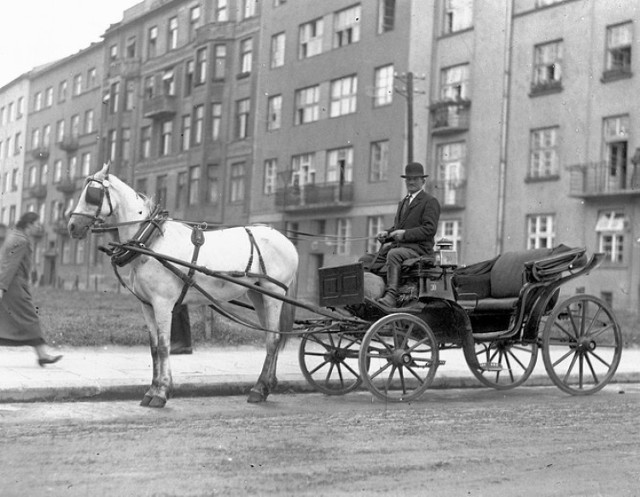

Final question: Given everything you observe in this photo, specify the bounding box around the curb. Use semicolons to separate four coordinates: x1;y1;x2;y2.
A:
1;373;638;404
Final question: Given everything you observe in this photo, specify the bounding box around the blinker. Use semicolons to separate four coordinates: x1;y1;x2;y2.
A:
85;185;104;206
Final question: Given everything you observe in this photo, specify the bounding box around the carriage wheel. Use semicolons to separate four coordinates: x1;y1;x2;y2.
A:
298;332;363;395
465;339;538;390
541;295;622;395
358;313;439;402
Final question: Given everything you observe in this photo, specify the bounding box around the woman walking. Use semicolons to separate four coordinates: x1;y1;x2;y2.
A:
0;212;62;366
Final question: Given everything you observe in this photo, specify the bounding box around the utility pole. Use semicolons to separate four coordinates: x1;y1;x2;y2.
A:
395;71;425;164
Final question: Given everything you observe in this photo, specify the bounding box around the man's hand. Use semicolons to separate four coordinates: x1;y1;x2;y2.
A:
389;230;406;242
376;230;389;243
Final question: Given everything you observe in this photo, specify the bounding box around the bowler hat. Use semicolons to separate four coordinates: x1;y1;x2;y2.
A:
401;162;428;178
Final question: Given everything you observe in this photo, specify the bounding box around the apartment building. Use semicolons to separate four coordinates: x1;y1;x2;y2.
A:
23;43;104;287
0;75;29;233
103;0;262;226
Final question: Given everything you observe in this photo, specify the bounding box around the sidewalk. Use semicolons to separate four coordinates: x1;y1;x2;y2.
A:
1;340;639;403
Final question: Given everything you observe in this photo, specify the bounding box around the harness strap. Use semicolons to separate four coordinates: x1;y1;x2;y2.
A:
244;227;268;275
111;259;152;306
173;226;205;309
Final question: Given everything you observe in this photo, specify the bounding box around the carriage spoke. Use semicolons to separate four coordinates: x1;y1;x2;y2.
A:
584;353;599;386
561;352;579;383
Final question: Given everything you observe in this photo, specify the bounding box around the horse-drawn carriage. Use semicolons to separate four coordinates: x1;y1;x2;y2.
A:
69;165;623;407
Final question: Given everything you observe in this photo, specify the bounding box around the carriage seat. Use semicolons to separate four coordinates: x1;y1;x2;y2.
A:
453;249;553;312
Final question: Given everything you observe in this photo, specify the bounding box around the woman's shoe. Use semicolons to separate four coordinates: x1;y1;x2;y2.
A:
38;355;63;367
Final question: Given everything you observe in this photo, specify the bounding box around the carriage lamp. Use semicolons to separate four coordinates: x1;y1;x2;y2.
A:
436;238;458;267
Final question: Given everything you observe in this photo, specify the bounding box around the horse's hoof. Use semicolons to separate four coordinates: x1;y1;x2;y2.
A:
247;391;265;403
140;395;153;407
148;396;167;408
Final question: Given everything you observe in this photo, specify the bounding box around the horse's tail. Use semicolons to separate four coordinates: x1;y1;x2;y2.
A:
278;272;298;351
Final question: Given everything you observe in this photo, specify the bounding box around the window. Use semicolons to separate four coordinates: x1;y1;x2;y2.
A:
34;92;42;111
264;159;277;194
81;152;92;176
243;0;256;19
267;95;282;131
184;60;194;95
176;171;187;208
28;165;38;187
529;127;559;178
294;85;320;125
366;216;385;253
148;26;158;58
140;126;151;159
334;4;361;48
271;32;285;68
58;81;67;103
70;115;80;138
211;103;222;140
42;125;50;147
527;214;555;249
596;211;626;263
299;18;324;59
121;128;131;165
207;164;220;203
443;0;473;34
275;0;287;6
31;128;41;149
160;120;173;156
168;16;178;50
437;142;466;206
45;87;53;107
107;130;117;162
160;70;173;97
144;75;155;99
532;40;562;90
291;153;316;186
605;22;632;75
196;47;208;85
370;140;389;182
536;0;563;6
84;109;94;134
330;75;357;117
437;219;463;254
230;163;245;202
136;178;148;195
188;165;200;205
109;44;118;61
216;0;228;22
603;115;630;191
327;147;353;183
73;74;82;95
240;38;253;75
336;218;352;255
68;156;78;178
189;6;200;42
13;132;20;155
214;44;227;79
17;97;24;118
193;105;204;145
110;81;120;113
126;36;137;58
235;98;250;139
87;68;97;88
156;175;168;207
377;0;395;33
441;63;469;100
125;81;135;110
373;64;394;107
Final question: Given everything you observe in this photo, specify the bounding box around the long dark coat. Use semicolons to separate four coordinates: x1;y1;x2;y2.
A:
0;228;44;345
387;190;441;257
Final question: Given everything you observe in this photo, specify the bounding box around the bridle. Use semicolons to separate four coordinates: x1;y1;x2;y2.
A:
69;174;115;225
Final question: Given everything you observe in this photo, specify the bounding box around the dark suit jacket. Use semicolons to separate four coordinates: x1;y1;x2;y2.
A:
387;190;441;257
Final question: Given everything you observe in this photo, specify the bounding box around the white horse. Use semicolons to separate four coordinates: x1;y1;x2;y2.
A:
68;164;299;407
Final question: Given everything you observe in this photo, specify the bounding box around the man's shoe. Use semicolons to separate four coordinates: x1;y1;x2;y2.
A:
377;291;397;308
38;354;63;367
170;344;193;355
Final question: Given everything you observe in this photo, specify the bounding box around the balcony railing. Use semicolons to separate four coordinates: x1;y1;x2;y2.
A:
275;182;354;212
107;58;141;78
28;184;48;199
30;146;49;161
58;135;79;152
432;180;466;209
53;219;70;236
143;94;177;120
56;177;78;195
567;160;640;198
430;100;471;134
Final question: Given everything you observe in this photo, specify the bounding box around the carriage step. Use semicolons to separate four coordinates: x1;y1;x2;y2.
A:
479;362;503;372
425;360;446;367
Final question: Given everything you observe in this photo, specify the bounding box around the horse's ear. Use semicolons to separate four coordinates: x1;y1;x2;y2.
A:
100;162;111;176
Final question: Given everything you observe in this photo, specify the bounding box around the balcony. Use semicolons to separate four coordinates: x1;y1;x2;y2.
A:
143;94;177;120
56;177;78;195
53;219;70;236
31;146;49;161
28;184;48;199
567;160;640;198
430;100;471;135
275;182;354;212
58;135;79;152
107;58;141;79
529;79;563;97
432;180;466;210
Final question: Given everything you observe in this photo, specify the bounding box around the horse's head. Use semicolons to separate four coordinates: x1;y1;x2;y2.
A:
68;163;115;239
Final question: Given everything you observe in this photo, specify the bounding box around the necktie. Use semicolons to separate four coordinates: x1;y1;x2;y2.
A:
400;194;411;220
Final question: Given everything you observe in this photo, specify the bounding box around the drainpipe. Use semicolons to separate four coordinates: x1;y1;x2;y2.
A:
495;0;515;255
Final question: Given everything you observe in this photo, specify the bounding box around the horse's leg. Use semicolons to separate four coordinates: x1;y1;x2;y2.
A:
140;303;160;407
246;290;286;403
